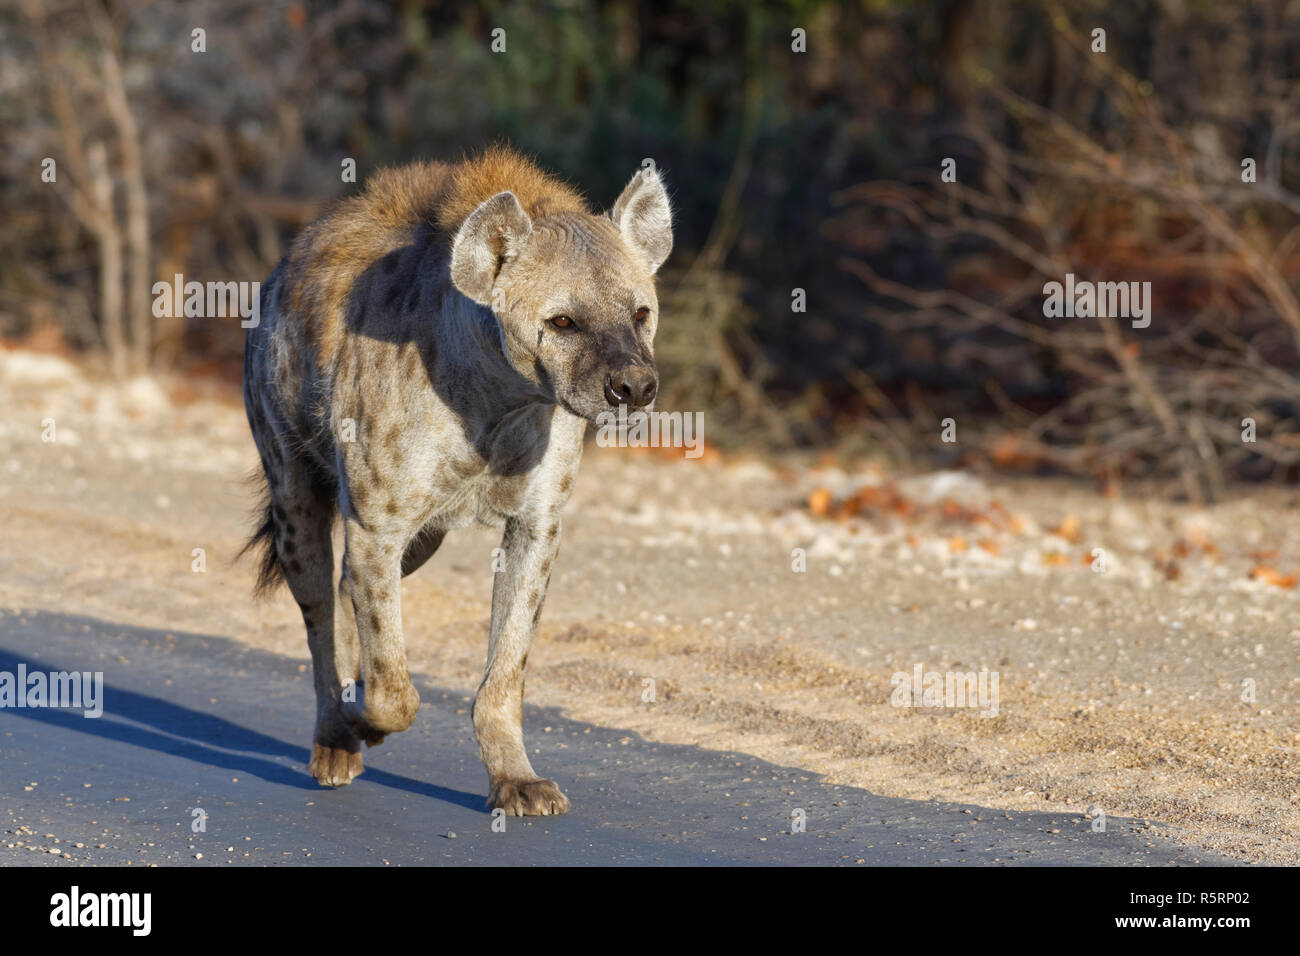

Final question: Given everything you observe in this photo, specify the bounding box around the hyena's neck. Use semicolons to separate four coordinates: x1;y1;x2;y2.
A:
430;289;554;423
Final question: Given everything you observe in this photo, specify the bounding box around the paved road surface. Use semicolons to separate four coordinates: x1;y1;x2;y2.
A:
0;609;1237;866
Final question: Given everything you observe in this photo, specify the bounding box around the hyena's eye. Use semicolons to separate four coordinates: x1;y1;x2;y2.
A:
549;315;575;330
634;307;650;323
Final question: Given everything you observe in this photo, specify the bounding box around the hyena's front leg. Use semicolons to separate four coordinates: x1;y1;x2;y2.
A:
339;519;422;741
475;514;568;815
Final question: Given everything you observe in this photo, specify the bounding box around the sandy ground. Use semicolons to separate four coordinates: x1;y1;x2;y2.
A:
0;347;1296;864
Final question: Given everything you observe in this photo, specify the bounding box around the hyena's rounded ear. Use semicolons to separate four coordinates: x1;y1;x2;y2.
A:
450;190;534;306
610;167;673;274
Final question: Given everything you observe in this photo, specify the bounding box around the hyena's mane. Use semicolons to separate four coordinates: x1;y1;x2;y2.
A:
319;145;589;240
433;145;589;231
280;146;589;323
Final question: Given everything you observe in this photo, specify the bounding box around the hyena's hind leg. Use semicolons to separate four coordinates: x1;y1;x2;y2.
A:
244;419;364;787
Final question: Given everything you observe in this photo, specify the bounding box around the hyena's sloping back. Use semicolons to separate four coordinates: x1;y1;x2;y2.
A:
241;146;589;596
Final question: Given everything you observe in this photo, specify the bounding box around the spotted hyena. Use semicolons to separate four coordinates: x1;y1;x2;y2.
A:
242;147;672;814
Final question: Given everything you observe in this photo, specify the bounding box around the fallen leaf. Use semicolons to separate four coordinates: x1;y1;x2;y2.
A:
1053;514;1082;543
1251;566;1297;588
808;488;833;517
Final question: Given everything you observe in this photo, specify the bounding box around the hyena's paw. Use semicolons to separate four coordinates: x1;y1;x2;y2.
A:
340;679;420;743
308;741;364;787
489;778;571;816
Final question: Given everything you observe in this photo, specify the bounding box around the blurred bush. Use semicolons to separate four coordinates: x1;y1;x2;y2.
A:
2;0;1298;495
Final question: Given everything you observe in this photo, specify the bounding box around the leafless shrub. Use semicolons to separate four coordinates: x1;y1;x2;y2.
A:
836;4;1300;500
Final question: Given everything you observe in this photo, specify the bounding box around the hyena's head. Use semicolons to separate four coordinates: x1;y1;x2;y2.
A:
449;167;673;423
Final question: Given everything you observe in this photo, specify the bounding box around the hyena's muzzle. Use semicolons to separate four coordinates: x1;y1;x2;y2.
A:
604;362;657;408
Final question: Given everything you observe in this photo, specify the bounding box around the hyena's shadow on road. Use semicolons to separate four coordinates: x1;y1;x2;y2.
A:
0;613;485;811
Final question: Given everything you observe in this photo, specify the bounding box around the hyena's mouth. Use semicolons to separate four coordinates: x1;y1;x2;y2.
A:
553;393;595;422
564;400;611;426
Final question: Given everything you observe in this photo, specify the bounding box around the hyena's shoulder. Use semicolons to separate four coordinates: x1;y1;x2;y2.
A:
273;148;588;370
274;160;452;367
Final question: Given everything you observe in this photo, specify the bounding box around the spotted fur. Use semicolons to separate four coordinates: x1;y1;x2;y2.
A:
242;147;672;813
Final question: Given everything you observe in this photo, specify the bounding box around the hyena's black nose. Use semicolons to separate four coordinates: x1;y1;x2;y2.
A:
605;367;658;408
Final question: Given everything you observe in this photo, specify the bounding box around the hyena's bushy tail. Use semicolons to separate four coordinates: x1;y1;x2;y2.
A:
237;469;285;596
